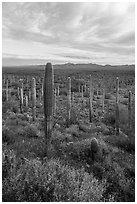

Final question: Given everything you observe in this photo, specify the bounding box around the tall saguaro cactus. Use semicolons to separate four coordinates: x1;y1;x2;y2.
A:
67;77;71;125
102;88;105;113
32;78;36;121
57;85;60;96
54;88;57;115
6;79;9;101
43;63;54;157
89;75;93;122
19;87;23;113
115;77;119;135
128;91;132;130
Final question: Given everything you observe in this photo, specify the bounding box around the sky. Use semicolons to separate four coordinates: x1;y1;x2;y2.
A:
2;2;135;66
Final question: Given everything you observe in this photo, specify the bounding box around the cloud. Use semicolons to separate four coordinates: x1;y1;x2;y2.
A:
2;2;135;65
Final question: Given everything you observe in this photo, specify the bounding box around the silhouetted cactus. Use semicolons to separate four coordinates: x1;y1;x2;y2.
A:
43;63;54;157
67;77;71;126
19;87;23;113
32;78;36;121
54;88;57;115
57;85;60;96
89;75;93;122
115;77;119;135
128;91;132;130
6;79;8;101
90;138;99;161
102;88;105;113
25;95;28;108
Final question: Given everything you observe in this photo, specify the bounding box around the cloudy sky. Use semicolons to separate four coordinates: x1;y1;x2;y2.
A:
2;2;135;66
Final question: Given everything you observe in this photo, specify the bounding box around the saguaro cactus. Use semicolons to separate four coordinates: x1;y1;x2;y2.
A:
32;77;36;121
72;92;75;104
115;77;119;135
19;87;23;113
84;84;87;93
81;85;84;99
128;91;132;130
25;95;28;108
89;75;93;122
57;85;60;96
6;79;9;101
67;77;71;125
54;88;57;115
43;63;54;157
102;88;105;113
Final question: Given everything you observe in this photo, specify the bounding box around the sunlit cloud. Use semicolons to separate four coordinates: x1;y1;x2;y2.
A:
2;2;135;66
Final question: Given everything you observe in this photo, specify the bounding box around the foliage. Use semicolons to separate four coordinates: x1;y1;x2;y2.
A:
3;148;106;202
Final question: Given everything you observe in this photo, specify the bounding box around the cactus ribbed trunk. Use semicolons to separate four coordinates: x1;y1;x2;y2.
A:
81;85;84;99
6;79;8;101
102;88;105;113
25;95;28;108
115;77;119;135
43;63;54;157
57;85;60;96
97;87;98;97
67;77;71;125
89;75;93;122
84;84;86;93
32;78;36;121
78;84;80;93
54;88;57;115
19;87;23;113
72;92;74;104
128;91;132;130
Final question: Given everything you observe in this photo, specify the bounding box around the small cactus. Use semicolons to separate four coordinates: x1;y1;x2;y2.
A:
54;88;57;115
57;85;60;96
67;77;71;125
102;88;105;113
6;79;9;101
90;138;99;161
89;75;93;122
128;91;132;130
32;77;36;121
115;77;119;135
25;95;28;108
43;62;54;157
19;87;23;113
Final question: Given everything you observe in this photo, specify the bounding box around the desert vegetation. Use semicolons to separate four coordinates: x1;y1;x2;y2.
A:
2;63;135;202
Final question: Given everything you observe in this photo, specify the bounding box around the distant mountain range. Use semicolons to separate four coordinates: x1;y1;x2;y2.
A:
2;63;135;75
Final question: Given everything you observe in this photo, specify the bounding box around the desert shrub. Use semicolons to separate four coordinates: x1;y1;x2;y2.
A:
83;92;89;98
52;130;73;145
105;93;112;99
19;124;40;138
2;90;6;102
121;98;128;105
2;100;19;114
102;112;115;126
104;135;135;153
2;126;15;144
123;92;129;98
2;158;106;202
60;88;67;96
66;125;79;137
2;144;17;179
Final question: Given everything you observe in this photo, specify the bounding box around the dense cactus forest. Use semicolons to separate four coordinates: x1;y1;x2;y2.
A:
2;63;135;202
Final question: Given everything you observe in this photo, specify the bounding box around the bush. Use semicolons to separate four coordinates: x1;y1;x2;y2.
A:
60;88;67;96
3;158;106;202
2;100;19;114
105;93;112;100
2;126;15;144
19;124;40;138
2;144;17;179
